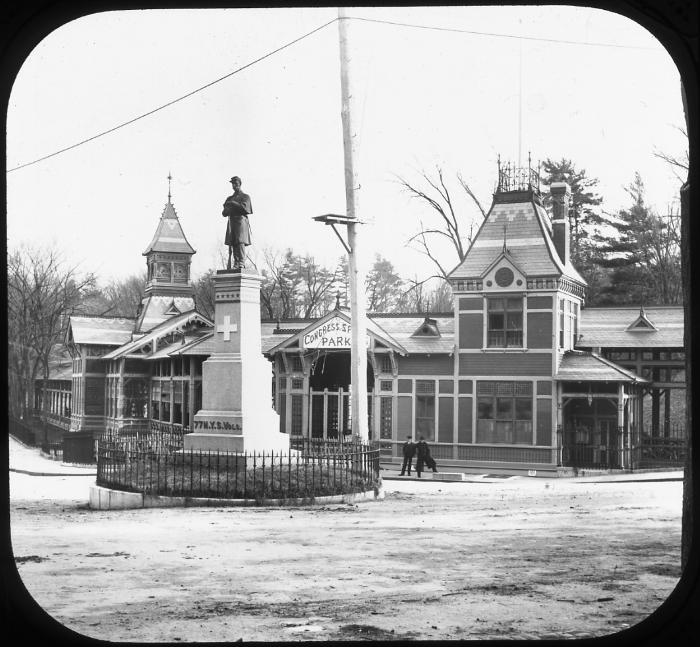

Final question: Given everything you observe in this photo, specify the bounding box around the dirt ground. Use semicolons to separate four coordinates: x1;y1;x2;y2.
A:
9;471;682;642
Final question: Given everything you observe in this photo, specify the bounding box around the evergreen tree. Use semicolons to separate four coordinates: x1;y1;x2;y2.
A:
595;173;681;305
365;255;404;312
539;158;604;264
539;158;607;303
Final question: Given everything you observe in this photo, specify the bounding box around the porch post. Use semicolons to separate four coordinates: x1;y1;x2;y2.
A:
302;355;310;439
188;357;195;431
617;383;626;469
556;381;564;465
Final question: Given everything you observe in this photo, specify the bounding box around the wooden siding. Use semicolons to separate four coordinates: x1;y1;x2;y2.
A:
458;380;473;394
84;377;105;416
459;313;483;349
457;446;554;464
537;380;552;395
459;297;482;310
458;353;552;376
536;397;552;445
438;396;453;443
528;296;552;309
397;356;454;375
397;396;412;438
527;312;553;348
458;398;472;442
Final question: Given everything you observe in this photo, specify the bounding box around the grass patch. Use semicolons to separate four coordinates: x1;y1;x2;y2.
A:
98;452;376;502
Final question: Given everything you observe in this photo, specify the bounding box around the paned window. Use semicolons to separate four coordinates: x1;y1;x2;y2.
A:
380;354;393;373
476;381;533;444
380;397;393;439
291;395;303;434
123;378;148;419
415;380;435;441
487;298;523;347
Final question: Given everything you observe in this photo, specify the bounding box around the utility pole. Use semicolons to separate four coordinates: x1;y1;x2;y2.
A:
338;6;369;443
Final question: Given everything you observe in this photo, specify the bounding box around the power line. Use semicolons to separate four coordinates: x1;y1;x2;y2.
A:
8;14;659;173
349;16;659;51
7;18;338;173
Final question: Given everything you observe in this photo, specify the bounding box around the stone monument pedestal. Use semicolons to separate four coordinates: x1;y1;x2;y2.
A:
184;270;289;453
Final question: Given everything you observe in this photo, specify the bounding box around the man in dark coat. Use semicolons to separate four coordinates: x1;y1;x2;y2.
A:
222;176;252;270
399;435;415;476
415;436;438;478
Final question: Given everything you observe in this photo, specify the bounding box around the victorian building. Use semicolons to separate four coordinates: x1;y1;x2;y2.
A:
35;166;686;474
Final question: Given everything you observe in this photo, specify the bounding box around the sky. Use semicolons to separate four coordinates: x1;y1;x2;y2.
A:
6;5;687;286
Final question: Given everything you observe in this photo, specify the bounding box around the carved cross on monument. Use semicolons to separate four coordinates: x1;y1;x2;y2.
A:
217;315;238;341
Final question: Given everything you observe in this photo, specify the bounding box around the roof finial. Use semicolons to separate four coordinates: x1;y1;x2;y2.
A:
503;224;508;252
167;172;173;202
336;291;342;310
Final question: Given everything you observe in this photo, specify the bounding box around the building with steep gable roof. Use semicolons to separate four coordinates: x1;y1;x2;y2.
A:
34;166;685;473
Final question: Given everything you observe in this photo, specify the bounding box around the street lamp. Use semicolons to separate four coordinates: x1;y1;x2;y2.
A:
313;213;369;444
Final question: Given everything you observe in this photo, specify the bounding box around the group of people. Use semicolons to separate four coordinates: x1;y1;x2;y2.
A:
399;435;438;477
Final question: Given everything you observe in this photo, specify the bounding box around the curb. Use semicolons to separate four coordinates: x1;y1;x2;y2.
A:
88;484;380;510
10;468;97;477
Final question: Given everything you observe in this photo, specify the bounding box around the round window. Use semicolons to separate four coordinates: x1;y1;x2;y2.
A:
495;267;514;287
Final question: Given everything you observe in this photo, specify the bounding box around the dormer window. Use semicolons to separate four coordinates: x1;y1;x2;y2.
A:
627;307;657;332
413;317;440;337
487;297;523;347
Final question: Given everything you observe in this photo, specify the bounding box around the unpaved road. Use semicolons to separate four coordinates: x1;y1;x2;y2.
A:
10;471;682;642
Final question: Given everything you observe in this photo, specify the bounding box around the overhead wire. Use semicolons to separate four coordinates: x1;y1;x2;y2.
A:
350;16;659;50
7;17;338;173
7;14;659;173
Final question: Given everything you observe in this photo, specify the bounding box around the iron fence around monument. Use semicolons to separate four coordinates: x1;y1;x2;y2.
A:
96;438;380;502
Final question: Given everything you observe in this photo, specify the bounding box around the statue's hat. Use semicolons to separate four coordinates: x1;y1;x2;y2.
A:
230;176;241;183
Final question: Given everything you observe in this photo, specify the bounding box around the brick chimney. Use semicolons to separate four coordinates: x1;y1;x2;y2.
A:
550;182;571;266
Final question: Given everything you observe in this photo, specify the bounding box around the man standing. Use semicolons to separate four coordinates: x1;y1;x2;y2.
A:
415;436;438;478
399;435;415;476
222;176;252;271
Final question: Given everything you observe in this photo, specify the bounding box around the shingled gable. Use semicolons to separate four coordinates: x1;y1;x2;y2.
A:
103;310;212;360
66;316;135;347
142;200;195;255
555;350;649;384
136;194;198;333
447;190;585;286
266;307;406;355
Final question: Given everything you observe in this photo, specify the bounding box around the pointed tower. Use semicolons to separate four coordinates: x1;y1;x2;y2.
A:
135;179;196;334
446;157;587;455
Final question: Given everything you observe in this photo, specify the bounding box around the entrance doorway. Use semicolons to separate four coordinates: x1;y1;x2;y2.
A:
308;351;374;439
562;397;620;468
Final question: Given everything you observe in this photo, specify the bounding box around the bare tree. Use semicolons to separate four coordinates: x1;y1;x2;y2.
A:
84;273;147;317
653;124;689;185
7;246;96;419
298;255;339;318
192;269;216;320
395;276;452;313
258;248;339;319
396;166;486;279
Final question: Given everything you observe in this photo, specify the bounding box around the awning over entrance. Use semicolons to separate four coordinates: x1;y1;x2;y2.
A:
555;351;648;384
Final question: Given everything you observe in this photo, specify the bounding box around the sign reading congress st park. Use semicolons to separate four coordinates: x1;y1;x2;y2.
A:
302;316;370;349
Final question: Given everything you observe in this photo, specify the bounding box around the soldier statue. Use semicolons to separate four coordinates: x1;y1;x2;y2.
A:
222;176;252;271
